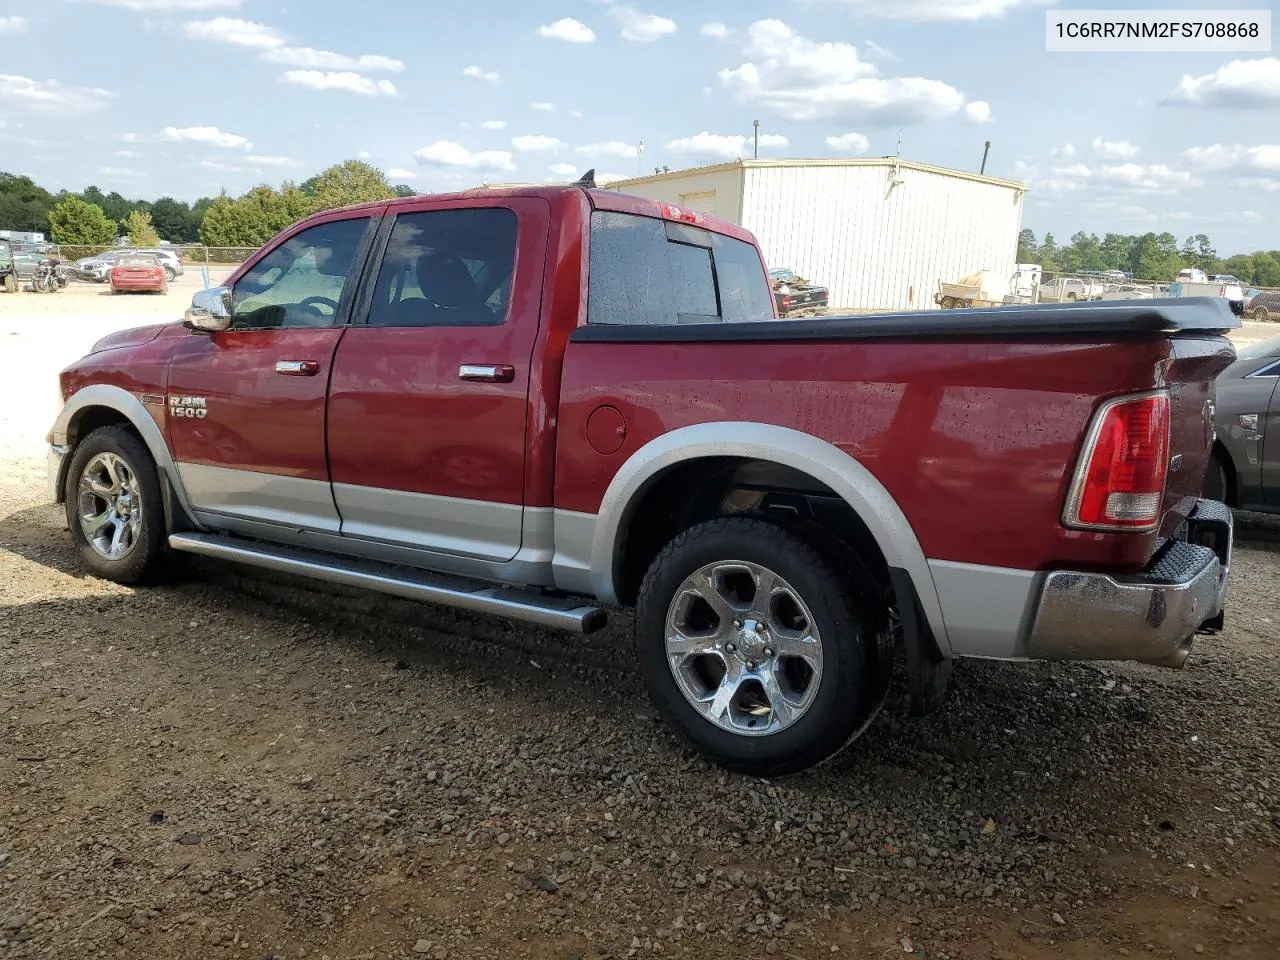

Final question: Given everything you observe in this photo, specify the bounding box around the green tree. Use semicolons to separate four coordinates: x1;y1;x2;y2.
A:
122;209;161;246
309;159;395;211
1016;228;1037;263
393;184;416;198
0;172;55;236
149;197;191;241
198;194;251;247
1252;252;1280;287
1099;233;1134;271
1039;232;1060;273
1131;232;1183;281
48;196;117;245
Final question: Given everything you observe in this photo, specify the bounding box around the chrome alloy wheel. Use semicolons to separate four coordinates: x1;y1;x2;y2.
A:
663;561;823;737
77;452;143;560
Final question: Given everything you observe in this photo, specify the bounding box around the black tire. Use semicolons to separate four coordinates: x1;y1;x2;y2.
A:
1203;449;1230;505
1253;306;1270;323
64;426;167;584
635;516;884;777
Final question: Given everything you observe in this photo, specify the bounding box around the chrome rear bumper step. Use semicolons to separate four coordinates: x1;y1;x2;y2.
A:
168;532;608;634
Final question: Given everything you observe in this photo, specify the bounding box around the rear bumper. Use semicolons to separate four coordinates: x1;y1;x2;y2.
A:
111;279;164;291
933;500;1232;667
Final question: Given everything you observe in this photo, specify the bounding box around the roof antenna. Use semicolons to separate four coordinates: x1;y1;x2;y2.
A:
575;168;597;188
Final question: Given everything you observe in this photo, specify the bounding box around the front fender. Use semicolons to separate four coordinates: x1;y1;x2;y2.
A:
582;421;951;655
50;383;200;531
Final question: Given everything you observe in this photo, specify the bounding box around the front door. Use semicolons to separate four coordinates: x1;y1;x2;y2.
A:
166;213;378;532
325;198;549;561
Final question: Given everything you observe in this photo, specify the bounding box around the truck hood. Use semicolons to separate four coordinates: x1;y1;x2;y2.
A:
88;321;184;355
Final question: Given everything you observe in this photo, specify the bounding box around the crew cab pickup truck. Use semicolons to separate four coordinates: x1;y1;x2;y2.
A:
48;178;1238;776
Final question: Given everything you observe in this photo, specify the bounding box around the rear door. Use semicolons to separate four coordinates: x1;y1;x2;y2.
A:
166;212;379;532
324;198;549;561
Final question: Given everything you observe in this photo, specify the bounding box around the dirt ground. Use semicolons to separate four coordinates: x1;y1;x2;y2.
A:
0;295;1276;960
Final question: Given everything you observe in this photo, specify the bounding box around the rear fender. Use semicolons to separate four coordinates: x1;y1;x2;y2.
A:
585;421;952;656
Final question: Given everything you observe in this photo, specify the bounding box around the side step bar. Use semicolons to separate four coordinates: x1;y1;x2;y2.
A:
168;532;608;634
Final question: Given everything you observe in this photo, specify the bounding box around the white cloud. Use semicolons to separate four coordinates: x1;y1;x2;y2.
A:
86;0;240;8
1242;209;1263;222
357;150;371;160
549;162;578;176
281;71;397;96
247;154;302;167
183;17;282;48
1099;163;1200;190
413;140;516;172
597;172;630;184
512;135;566;152
263;48;404;72
463;65;500;83
1164;58;1280;108
1091;136;1139;159
608;4;676;41
95;166;143;178
1183;143;1280;172
121;132;141;142
964;100;992;123
530;101;556;112
537;17;595;43
667;131;789;158
864;39;895;59
159;125;252;149
700;22;730;39
386;167;416;180
817;0;1053;19
198;159;242;172
1051;163;1092;177
718;20;965;125
1236;176;1280;192
185;18;404;72
0;75;115;116
826;132;870;153
576;140;641;158
568;109;584;119
1050;142;1075;159
480;120;508;130
0;16;28;33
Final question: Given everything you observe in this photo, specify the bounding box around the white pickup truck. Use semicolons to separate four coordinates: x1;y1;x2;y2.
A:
1169;279;1245;315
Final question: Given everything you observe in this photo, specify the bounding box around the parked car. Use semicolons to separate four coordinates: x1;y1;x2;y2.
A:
110;253;168;294
132;247;183;281
1206;332;1280;510
1177;268;1209;283
47;185;1237;776
75;250;124;282
1244;289;1279;323
1169;279;1245;315
0;239;14;293
769;267;828;316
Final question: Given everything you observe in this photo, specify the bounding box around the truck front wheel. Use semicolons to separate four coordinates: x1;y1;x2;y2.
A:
635;517;885;776
64;426;166;584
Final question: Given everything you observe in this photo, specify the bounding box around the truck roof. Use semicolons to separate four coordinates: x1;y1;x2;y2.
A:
299;185;760;248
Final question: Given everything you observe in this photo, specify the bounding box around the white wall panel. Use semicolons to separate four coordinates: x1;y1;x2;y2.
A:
610;166;745;224
741;165;1023;311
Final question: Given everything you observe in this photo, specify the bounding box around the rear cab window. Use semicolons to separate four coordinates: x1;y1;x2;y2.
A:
586;211;774;326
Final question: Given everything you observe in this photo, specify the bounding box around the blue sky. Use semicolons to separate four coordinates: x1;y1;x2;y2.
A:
0;0;1277;253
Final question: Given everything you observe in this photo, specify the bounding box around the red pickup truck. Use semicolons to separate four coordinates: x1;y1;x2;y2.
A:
48;178;1237;776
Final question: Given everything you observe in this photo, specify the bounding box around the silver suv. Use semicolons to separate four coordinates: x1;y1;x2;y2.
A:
77;247;183;282
133;248;184;281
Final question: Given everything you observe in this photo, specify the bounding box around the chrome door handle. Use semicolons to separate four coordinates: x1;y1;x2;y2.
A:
459;363;515;383
275;360;320;377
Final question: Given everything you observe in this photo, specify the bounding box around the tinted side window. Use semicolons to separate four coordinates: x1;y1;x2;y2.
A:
368;208;517;328
587;211;772;326
711;233;775;322
587;212;675;326
231;217;370;330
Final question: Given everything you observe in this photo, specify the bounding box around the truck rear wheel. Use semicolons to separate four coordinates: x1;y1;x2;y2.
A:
635;517;885;776
64;426;166;585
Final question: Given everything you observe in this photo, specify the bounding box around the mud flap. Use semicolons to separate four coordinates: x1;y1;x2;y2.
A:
889;567;953;716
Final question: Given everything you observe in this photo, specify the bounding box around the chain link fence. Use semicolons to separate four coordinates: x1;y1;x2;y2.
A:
45;244;257;265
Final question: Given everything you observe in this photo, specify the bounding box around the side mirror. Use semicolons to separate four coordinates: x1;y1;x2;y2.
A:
185;286;233;333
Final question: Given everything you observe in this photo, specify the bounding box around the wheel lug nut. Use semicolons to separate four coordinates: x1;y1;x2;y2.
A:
764;647;775;658
747;661;757;670
726;643;737;653
733;619;743;629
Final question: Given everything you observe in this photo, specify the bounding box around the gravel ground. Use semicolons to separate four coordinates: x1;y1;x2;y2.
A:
0;301;1276;959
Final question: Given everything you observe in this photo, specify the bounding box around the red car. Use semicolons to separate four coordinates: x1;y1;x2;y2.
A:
110;254;167;294
47;177;1238;775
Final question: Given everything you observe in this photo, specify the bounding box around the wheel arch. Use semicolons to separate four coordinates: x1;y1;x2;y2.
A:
52;384;200;531
584;422;951;655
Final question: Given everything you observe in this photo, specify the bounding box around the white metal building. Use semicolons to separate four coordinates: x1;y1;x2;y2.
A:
607;159;1028;312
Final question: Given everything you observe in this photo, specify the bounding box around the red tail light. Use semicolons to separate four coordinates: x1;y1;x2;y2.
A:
659;203;705;226
1064;392;1170;532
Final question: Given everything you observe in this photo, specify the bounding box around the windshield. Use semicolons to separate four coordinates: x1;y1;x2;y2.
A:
118;256;157;267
